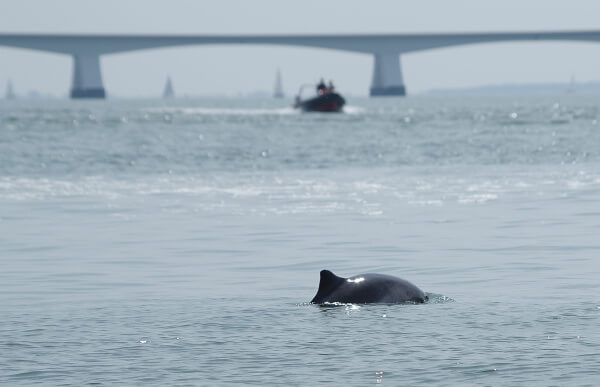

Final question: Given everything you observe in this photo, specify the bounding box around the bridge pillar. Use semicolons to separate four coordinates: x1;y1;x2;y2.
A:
70;53;105;99
370;52;406;96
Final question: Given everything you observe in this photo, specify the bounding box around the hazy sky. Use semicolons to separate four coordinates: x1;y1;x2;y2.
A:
2;0;600;97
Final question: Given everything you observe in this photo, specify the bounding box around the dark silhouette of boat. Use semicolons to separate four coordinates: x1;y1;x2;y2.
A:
294;80;345;112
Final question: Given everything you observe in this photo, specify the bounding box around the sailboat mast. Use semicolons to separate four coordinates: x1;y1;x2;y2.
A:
274;69;284;98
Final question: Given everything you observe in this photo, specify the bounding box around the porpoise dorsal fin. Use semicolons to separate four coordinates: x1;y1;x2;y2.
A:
311;269;345;303
320;270;344;286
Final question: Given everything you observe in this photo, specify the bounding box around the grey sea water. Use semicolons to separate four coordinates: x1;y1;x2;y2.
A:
1;96;599;385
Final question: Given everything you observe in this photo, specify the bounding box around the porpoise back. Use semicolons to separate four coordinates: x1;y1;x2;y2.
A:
311;269;426;304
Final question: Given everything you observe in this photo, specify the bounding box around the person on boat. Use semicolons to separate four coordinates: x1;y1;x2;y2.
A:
317;78;327;95
328;80;335;92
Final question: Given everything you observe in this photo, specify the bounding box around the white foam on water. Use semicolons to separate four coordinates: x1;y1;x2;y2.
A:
343;105;367;114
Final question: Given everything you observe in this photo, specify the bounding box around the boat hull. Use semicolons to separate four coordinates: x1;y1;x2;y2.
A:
295;93;345;112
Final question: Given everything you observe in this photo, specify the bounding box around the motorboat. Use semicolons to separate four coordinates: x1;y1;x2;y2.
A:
294;82;345;112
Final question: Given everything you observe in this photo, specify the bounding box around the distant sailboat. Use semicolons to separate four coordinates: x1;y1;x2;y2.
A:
163;76;174;98
273;69;284;98
566;74;576;94
5;80;16;100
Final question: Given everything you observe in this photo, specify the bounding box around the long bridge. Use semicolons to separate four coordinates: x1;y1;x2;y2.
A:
2;30;600;98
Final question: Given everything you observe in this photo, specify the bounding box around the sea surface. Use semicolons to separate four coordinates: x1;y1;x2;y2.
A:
1;95;599;385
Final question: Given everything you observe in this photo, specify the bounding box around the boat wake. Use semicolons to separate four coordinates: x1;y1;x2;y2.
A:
144;105;366;116
143;107;298;116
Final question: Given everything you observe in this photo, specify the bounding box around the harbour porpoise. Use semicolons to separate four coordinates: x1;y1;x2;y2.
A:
311;269;427;304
